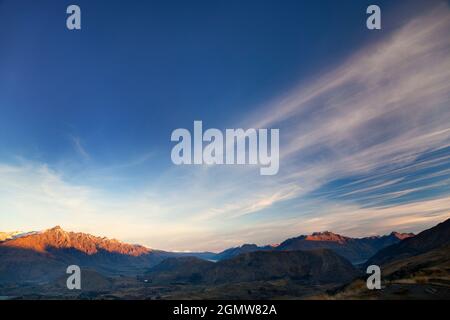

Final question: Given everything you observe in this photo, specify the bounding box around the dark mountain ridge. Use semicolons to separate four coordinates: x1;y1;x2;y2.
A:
144;249;360;285
215;231;414;264
327;218;450;300
365;218;450;268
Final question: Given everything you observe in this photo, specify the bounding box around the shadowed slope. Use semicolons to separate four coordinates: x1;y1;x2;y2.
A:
365;218;450;267
145;249;360;285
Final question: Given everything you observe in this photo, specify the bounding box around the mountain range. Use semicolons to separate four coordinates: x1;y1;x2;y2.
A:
213;231;413;263
0;225;414;285
0;219;448;299
0;226;171;284
0;231;38;242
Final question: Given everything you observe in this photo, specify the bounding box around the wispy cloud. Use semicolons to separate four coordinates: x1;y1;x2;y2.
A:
239;4;450;201
191;4;450;244
70;135;90;161
1;4;449;251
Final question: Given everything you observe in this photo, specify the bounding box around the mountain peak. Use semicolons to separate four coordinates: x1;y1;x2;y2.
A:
0;231;38;242
1;226;151;256
390;231;415;240
305;231;348;243
47;225;65;233
240;243;258;249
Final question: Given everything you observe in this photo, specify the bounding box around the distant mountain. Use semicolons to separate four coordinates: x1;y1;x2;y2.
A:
145;249;360;285
274;231;414;264
0;231;38;242
0;226;170;284
1;226;151;256
171;251;218;261
0;224;419;286
365;218;450;268
215;244;274;261
211;231;413;264
1;221;447;300
0;231;19;241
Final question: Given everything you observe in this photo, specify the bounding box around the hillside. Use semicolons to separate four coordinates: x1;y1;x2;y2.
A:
145;249;360;285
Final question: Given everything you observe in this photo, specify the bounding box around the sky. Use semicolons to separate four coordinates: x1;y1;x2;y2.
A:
0;0;449;252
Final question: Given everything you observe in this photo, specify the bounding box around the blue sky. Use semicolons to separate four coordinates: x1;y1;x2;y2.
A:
0;0;449;251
